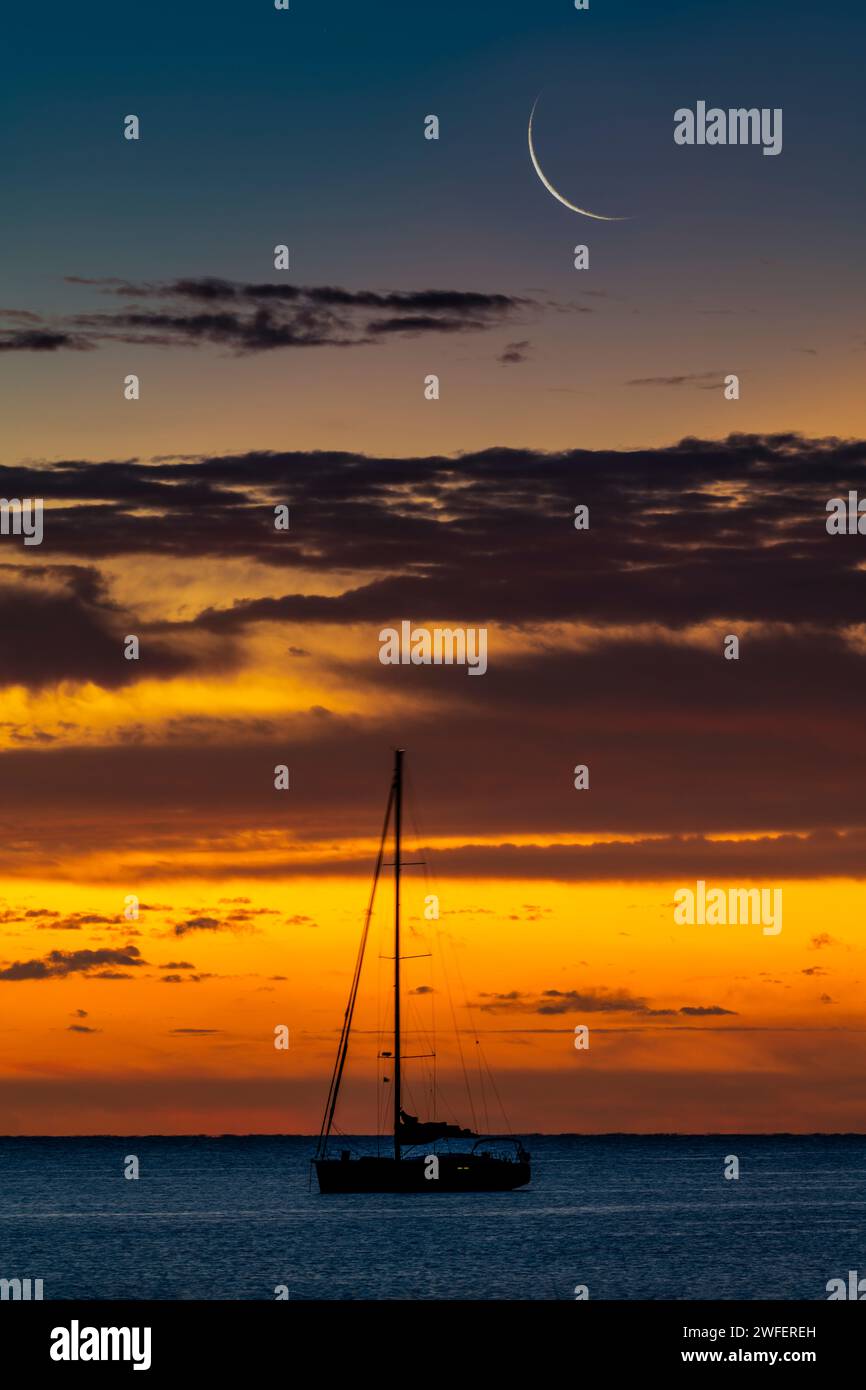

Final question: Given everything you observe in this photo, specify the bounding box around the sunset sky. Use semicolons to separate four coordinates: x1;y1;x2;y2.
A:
1;0;865;1135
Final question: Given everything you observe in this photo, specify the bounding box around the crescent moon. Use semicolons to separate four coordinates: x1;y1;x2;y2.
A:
528;94;628;222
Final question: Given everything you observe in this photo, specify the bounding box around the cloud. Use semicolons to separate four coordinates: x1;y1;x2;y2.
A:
0;907;60;924
0;433;865;878
626;371;724;389
0;330;96;352
172;916;222;936
477;987;736;1017
0;279;532;355
0;566;201;691
39;912;118;930
7;431;864;640
0;946;145;981
67;1023;100;1033
498;339;531;364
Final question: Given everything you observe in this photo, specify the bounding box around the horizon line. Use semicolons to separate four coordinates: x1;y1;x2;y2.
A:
3;1130;865;1140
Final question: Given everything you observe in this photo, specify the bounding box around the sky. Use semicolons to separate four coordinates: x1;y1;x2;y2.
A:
1;0;865;1135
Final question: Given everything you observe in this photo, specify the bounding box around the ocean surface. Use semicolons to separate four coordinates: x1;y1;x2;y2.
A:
1;1135;863;1300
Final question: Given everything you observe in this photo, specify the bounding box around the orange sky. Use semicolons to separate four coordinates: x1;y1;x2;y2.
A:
2;437;866;1134
2;855;865;1133
2;0;865;1135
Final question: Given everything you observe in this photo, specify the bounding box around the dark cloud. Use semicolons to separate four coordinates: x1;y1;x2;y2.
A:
67;1023;100;1033
0;907;60;924
498;339;531;364
477;988;736;1017
38;912;118;930
4;742;866;881
626;371;724;389
0;279;531;354
0;566;203;690
169;908;264;937
0;434;864;877
172;916;223;937
0;946;145;981
4;433;865;638
0;329;95;352
679;1005;737;1017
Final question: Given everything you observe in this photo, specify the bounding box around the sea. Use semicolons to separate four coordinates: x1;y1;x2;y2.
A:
1;1135;863;1300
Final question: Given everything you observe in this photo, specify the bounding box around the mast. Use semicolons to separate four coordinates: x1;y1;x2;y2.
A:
393;747;404;1161
314;772;393;1160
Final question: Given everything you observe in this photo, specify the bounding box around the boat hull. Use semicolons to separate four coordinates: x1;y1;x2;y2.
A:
315;1153;530;1193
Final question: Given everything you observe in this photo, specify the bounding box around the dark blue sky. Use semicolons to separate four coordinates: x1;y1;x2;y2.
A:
4;0;863;287
2;0;863;459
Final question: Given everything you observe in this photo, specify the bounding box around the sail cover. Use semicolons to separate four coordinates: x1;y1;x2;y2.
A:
397;1109;476;1144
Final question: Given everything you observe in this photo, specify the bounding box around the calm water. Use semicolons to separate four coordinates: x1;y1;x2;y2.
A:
1;1135;863;1300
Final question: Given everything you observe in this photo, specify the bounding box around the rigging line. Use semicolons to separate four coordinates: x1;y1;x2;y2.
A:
407;762;488;1136
407;768;478;1130
479;1042;513;1135
432;958;437;1121
431;895;437;1120
475;1039;491;1136
315;774;395;1159
376;877;387;1152
449;944;491;1133
439;927;479;1132
402;761;435;1117
405;760;442;1121
405;1002;438;1121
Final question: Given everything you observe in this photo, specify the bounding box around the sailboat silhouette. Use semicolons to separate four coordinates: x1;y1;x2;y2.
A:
314;749;531;1193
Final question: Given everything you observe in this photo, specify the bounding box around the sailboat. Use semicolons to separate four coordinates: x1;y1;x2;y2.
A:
314;749;531;1193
